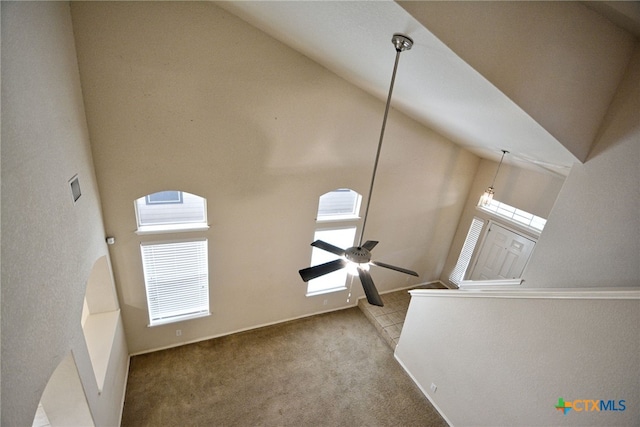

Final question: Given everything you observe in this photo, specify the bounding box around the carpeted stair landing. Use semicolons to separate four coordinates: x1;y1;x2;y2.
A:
359;283;448;349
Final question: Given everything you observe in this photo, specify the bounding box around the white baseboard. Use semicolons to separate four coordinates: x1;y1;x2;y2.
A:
394;353;454;426
118;355;131;425
129;302;359;356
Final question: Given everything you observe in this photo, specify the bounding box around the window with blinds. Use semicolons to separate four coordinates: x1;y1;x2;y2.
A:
317;189;361;221
449;217;484;286
141;239;209;326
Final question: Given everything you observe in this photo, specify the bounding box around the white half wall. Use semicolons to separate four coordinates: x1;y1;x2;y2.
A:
396;289;640;426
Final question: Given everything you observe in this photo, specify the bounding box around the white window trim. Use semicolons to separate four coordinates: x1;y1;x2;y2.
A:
476;206;542;238
449;217;484;286
305;225;357;297
147;311;211;327
316;189;362;222
316;214;361;223
135;223;209;235
306;285;348;297
476;200;546;236
134;192;208;231
306;189;363;297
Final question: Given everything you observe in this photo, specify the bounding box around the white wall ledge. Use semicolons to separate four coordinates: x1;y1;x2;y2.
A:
409;287;640;300
458;278;522;288
83;309;120;392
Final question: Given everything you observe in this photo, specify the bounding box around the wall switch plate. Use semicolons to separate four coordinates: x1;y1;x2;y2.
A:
176;329;182;336
430;383;437;393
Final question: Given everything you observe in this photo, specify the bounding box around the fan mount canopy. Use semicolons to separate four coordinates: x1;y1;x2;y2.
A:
391;34;413;52
344;246;372;264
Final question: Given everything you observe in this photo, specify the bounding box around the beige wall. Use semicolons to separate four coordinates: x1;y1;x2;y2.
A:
70;2;478;354
440;160;565;285
522;43;640;288
399;1;635;162
1;3;129;426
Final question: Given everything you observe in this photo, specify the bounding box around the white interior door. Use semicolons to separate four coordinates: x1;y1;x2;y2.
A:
469;222;536;281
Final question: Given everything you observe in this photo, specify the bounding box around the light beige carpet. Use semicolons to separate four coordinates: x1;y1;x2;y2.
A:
121;307;446;426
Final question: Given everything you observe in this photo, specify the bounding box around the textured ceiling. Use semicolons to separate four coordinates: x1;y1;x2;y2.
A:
216;1;638;176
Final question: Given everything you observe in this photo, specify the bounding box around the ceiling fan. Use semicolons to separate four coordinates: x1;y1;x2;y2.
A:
299;34;418;307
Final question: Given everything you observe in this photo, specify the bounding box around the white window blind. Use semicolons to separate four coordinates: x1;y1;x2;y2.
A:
449;217;484;285
141;239;209;326
135;191;207;231
317;189;361;220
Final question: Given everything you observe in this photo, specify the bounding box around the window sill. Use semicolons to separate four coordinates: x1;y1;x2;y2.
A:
306;286;347;297
316;215;361;223
136;223;209;235
148;311;210;327
83;309;120;393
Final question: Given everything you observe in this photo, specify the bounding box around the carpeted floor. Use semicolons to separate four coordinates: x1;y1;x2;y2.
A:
121;307;447;426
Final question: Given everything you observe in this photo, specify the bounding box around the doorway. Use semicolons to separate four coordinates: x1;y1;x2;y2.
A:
469;221;536;281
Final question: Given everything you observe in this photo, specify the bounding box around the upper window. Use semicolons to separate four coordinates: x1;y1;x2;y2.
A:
316;189;362;221
135;191;207;233
478;199;547;232
146;190;183;205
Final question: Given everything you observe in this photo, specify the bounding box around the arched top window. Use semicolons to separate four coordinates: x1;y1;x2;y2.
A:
316;188;362;222
135;190;208;234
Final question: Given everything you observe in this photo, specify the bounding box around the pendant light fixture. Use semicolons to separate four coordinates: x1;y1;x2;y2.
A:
479;150;508;207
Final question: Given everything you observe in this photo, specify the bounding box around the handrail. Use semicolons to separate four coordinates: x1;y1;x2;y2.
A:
409;287;640;300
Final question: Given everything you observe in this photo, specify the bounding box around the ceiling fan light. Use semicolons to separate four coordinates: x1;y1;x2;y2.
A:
346;261;370;276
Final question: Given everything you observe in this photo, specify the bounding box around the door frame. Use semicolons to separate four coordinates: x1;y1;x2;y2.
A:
466;219;537;281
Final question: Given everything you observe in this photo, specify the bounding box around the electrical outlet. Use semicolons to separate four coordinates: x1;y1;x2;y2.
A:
323;299;328;305
430;383;437;393
176;329;182;337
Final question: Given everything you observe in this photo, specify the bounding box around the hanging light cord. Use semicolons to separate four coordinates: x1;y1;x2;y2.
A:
358;47;405;247
489;150;508;189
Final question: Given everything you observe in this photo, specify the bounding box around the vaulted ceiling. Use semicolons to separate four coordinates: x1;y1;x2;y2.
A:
216;1;639;176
